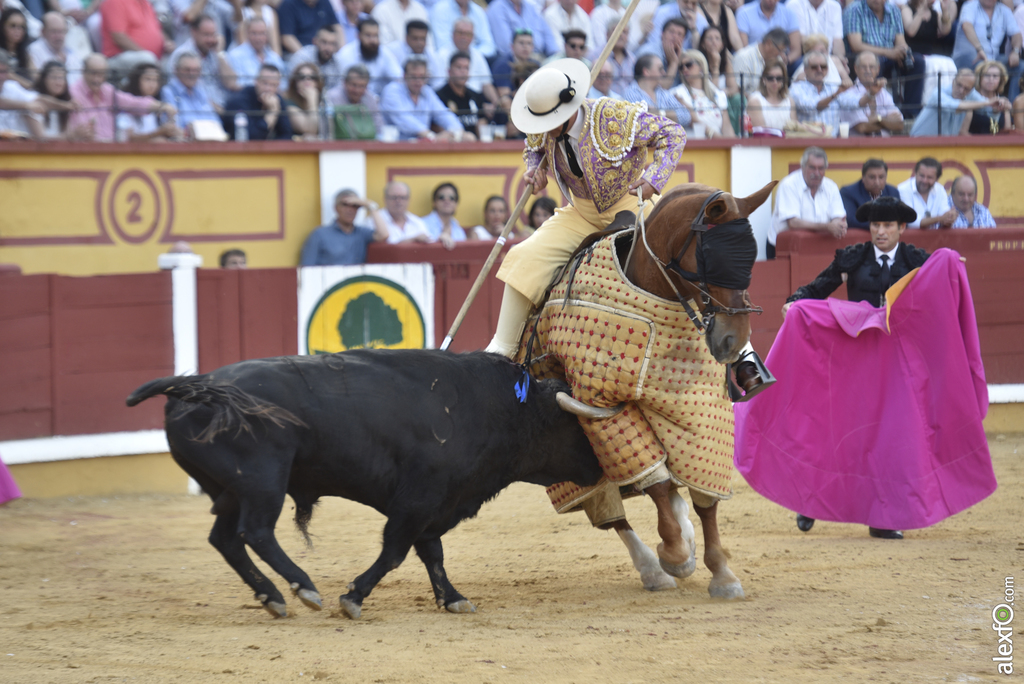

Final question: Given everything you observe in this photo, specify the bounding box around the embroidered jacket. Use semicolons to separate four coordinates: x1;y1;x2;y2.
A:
524;98;687;213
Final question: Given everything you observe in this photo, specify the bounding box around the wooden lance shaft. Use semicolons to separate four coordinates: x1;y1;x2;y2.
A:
439;0;644;352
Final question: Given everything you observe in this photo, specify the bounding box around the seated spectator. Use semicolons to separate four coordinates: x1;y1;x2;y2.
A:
952;0;1021;101
471;195;529;240
380;181;430;243
897;157;957;229
432;0;497;59
300;189;389;265
381;58;469;141
222;64;294;140
384;19;445;88
325;64;384;140
736;0;801;65
589;60;623;99
623;53;691;125
844;0;927;115
527;196;557;230
1;8;32;88
733;28;788;97
337;18;403;96
237;0;283;56
170;16;236;110
493;28;541;110
99;0;170;76
119;62;182;142
543;0;592;55
841;159;901;230
947;176;996;228
969;60;1013;134
161;53;223;135
697;0;742;54
791;49;848;134
487;0;558;58
787;0;844;64
2;50;70;139
436;51;492;136
546;29;591;68
282;62;322;138
26;60;88;140
641;0;708;57
909;68;995;136
1014;73;1024;133
791;33;852;87
167;0;239;48
748;59;796;129
278;0;340;55
219;249;247;268
636;18;688;89
336;0;369;47
838;52;904;137
437;19;498;106
422;183;466;249
768;146;847;259
371;0;429;47
27;12;85;86
605;19;637;97
671;49;735;137
505;59;540;138
228;17;286;90
902;0;956;58
590;0;626;58
69;53;175;142
287;26;345;91
698;26;736;96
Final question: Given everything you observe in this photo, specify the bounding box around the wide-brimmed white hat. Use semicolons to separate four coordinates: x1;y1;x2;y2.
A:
510;58;591;135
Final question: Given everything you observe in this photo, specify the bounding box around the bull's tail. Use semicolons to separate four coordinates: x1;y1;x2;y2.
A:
126;375;306;443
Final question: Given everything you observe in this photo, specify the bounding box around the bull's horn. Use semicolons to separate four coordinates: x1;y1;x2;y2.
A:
556;392;627;420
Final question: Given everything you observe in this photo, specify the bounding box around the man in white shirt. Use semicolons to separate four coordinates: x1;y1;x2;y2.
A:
785;0;845;60
371;0;430;46
837;51;903;137
27;12;86;84
768;146;847;258
543;0;592;53
337;18;404;95
381;181;431;243
384;19;446;88
897;157;958;229
169;15;236;108
733;28;788;97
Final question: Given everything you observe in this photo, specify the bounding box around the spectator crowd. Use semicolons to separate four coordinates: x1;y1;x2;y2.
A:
3;0;1024;141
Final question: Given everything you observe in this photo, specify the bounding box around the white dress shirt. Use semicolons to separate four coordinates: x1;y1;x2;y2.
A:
897;177;949;229
770;169;846;246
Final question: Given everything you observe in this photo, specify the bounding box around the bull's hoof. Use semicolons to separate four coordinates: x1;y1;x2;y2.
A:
444;599;477;614
658;538;697;579
641;570;677;592
297;589;323;610
708;581;745;600
257;594;288;618
339;595;362;620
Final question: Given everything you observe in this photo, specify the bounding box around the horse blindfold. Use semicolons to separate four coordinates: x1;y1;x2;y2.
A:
696;218;757;290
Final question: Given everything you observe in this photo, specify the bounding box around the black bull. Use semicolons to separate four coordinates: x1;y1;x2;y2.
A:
127;350;603;619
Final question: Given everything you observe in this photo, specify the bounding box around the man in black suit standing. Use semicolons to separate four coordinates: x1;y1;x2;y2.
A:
781;196;928;539
839;158;901;230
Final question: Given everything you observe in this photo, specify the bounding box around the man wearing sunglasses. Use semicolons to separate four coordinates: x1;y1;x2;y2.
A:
790;51;848;134
300;189;389;265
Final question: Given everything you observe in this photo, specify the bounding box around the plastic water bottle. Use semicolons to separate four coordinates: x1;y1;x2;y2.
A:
234;112;248;142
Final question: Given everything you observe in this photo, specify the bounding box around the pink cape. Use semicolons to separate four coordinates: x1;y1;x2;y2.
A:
0;452;22;505
734;249;996;530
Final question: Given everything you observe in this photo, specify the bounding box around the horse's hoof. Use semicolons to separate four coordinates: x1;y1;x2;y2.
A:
445;599;477;614
297;589;322;610
262;600;288;618
339;595;362;620
641;571;677;592
708;581;745;600
659;538;697;579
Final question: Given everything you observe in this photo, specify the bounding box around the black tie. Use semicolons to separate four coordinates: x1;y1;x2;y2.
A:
556;122;583;178
879;254;891;304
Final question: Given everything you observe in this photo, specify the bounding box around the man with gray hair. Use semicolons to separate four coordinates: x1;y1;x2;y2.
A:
437;19;497;102
27;12;85;84
380;181;430;244
325;64;385;139
909;69;1003;137
300;189;390;265
837;52;903;137
768;146;847;258
227;17;286;89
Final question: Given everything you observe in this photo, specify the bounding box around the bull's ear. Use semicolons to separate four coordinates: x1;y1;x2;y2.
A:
734;180;778;218
704;197;730;223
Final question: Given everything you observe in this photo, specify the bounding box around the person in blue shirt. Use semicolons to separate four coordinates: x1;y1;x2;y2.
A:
622;53;692;126
486;0;558;57
380;58;469;140
227;17;286;89
839;158;901;230
161;52;221;131
279;0;340;55
431;0;496;59
909;68;996;136
300;189;390;266
222;64;294;140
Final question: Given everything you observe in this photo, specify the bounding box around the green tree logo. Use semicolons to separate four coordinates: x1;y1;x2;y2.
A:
337;292;404;348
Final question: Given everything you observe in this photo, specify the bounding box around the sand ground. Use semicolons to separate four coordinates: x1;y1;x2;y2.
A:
1;435;1021;684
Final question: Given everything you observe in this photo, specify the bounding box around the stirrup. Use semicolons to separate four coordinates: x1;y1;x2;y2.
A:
727;348;776;402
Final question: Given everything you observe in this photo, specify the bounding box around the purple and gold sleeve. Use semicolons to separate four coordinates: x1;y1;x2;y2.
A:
635;110;686;193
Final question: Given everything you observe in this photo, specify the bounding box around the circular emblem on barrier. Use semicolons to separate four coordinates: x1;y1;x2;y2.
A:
306;275;426;354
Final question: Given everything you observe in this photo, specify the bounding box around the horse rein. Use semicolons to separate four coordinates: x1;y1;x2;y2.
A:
636;189;762;335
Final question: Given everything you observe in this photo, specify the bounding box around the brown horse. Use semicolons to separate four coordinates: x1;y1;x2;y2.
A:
545;181;776;599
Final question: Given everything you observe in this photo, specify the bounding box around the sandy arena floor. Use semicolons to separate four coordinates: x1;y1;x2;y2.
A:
1;435;1021;684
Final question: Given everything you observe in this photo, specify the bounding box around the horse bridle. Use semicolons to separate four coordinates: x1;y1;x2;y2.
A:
638;189;762;336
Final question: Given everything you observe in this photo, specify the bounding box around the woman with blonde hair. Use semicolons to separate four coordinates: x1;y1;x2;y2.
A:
671;50;735;138
970;60;1012;134
284;62;324;138
791;33;851;87
747;59;796;130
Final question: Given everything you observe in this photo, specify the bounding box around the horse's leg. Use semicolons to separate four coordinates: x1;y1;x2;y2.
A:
644;481;696;578
608;520;677;591
691;492;745;600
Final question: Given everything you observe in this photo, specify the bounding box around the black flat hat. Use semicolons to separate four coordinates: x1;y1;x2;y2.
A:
855;196;917;225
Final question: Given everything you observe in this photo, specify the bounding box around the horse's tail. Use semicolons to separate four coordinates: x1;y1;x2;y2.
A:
126;375;307;443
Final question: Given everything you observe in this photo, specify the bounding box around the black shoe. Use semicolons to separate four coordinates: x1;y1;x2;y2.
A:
868;527;904;540
796;514;815;532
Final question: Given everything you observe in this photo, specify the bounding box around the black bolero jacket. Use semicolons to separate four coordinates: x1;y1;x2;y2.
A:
787;241;930;306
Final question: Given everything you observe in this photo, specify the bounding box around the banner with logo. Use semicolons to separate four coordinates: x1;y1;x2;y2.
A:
298;264;435;355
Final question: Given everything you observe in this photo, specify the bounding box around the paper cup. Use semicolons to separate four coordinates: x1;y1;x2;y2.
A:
692;122;706;139
382;125;399;143
839;122;850;139
479;124;494;143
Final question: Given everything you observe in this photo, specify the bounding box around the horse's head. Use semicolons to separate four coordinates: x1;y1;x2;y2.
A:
626;181;777;364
